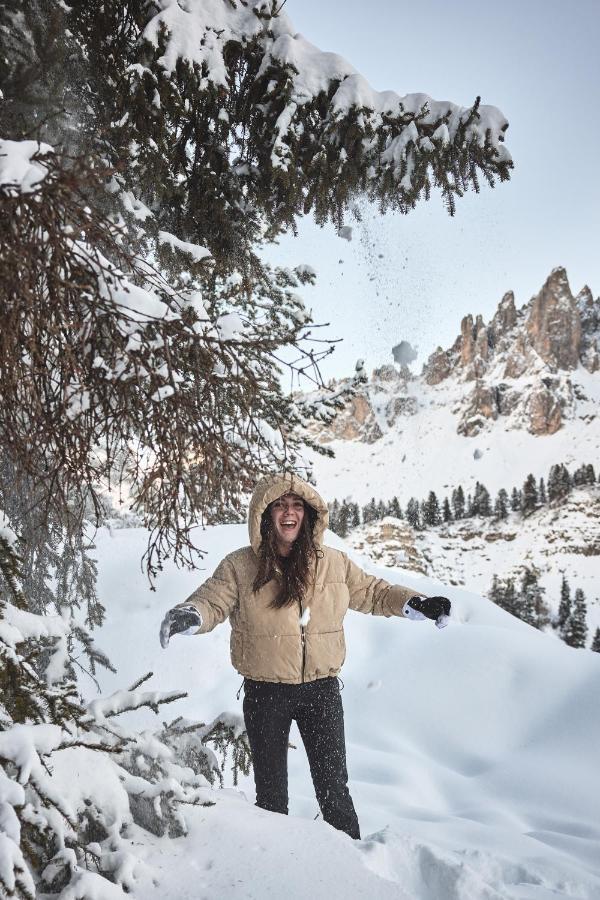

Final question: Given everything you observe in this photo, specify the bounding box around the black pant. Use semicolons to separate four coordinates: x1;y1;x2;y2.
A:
242;676;361;840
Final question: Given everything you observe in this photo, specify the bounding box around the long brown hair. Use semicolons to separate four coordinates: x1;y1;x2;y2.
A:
253;500;319;608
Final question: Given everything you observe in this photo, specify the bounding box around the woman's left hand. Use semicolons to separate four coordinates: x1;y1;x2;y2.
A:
404;595;451;626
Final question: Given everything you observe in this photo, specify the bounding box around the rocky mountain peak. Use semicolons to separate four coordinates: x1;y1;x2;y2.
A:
490;290;517;338
525;266;582;370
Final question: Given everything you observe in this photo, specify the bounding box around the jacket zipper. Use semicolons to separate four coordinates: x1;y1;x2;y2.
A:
301;624;306;684
299;557;319;684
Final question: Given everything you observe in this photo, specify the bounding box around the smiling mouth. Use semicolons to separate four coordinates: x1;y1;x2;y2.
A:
281;521;297;530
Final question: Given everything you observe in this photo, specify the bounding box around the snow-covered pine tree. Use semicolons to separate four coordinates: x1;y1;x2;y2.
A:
591;628;600;653
472;482;492;517
405;498;421;530
422;491;441;527
494;488;509;520
503;578;517;617
538;477;546;505
489;575;518;617
522;474;538;517
337;502;351;538
563;588;588;649
585;464;596;484
350;503;361;529
376;500;386;521
518;567;548;629
363;498;378;525
547;464;571;505
489;574;503;607
388;496;403;520
328;499;341;535
510;487;522;512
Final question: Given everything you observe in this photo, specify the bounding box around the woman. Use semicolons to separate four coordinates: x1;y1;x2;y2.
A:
159;473;451;840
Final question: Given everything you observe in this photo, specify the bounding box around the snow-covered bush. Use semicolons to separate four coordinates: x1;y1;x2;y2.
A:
0;528;249;898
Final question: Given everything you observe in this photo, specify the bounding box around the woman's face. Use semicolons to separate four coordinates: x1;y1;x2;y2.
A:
269;492;305;553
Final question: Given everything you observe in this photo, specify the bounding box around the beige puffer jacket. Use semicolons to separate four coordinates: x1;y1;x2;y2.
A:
179;473;425;684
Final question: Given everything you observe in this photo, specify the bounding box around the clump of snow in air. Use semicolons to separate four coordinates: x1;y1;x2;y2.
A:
339;225;353;242
392;340;418;366
85;522;600;900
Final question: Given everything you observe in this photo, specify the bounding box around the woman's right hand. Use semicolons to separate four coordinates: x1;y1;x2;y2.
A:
159;606;202;648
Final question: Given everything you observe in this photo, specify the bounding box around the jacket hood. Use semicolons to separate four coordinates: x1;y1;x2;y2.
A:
248;472;328;554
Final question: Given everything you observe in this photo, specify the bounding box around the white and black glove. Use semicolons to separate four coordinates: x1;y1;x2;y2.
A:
403;595;451;629
159;606;202;649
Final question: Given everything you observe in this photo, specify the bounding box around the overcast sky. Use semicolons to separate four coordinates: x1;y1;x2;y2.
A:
266;0;600;381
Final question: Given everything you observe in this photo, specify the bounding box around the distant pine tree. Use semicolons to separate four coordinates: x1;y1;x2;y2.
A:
442;497;453;523
563;588;588;648
328;499;340;535
388;496;403;520
518;568;539;627
351;503;361;529
591;627;600;653
494;488;509;519
376;500;386;521
422;491;441;527
451;485;465;520
585;464;596;484
406;498;421;529
522;473;538;517
472;482;492;517
489;575;518;616
362;497;377;524
557;575;571;633
489;574;502;605
510;487;522;511
548;464;571;504
538;477;546;505
337;502;351;538
503;578;517;616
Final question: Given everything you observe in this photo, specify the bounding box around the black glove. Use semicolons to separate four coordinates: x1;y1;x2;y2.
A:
405;595;451;622
159;606;202;649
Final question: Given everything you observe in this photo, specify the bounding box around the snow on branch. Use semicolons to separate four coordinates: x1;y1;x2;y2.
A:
140;0;512;217
0;139;53;195
85;685;187;722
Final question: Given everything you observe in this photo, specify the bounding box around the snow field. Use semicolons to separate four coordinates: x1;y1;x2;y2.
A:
89;523;600;899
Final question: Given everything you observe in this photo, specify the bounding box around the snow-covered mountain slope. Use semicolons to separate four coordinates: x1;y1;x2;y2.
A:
344;486;600;641
90;523;600;900
308;267;600;505
309;363;600;507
